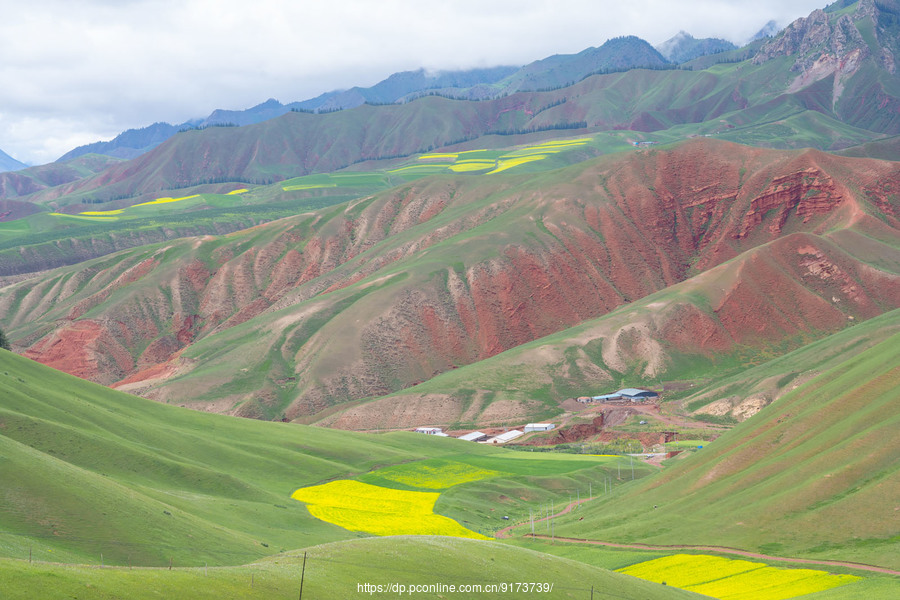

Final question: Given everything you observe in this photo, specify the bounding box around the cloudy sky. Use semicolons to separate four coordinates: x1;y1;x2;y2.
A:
1;0;827;165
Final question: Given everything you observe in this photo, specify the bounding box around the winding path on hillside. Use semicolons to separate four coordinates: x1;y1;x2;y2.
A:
494;498;900;576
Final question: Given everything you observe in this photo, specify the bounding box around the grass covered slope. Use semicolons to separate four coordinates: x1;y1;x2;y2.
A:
0;349;654;568
0;348;503;566
547;328;900;569
0;350;698;598
0;537;704;600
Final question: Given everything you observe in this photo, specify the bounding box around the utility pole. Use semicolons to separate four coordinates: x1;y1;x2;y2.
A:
298;551;307;600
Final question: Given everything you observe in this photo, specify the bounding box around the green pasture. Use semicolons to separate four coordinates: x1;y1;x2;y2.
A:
0;537;705;600
1;305;896;597
546;330;900;570
0;348;654;567
0;349;475;566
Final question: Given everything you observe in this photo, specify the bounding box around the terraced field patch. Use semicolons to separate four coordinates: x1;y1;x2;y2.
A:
48;194;209;222
290;480;490;539
618;554;861;599
408;137;592;176
360;458;505;490
133;194;201;207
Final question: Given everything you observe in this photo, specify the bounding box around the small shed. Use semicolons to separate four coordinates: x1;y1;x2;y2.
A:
415;427;443;435
524;423;555;433
458;431;488;442
486;430;524;444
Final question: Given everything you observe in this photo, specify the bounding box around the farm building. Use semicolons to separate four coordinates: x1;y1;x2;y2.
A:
590;393;624;403
457;431;489;442
587;388;660;403
486;430;524;444
524;423;555;432
414;427;443;435
617;388;659;400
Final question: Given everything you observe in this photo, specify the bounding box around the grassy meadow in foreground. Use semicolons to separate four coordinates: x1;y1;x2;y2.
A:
0;348;647;566
0;537;709;600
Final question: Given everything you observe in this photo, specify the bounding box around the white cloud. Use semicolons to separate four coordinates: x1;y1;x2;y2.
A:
0;0;826;165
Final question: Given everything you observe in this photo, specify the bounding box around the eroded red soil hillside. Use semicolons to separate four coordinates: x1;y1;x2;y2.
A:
3;139;898;421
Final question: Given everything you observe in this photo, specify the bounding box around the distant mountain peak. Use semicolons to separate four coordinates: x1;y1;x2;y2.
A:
0;148;29;172
753;0;877;73
744;0;900;128
656;31;736;64
750;20;780;42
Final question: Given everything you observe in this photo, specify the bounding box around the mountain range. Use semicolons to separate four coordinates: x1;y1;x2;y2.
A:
3;138;898;427
46;35;721;164
2;4;899;419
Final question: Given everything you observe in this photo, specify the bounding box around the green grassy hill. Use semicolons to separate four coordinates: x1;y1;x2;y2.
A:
0;349;709;598
0;347;467;566
0;348;655;563
2;344;894;597
0;537;704;600
538;325;900;570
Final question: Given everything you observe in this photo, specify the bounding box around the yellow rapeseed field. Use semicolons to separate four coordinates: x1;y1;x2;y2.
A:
78;209;125;215
133;194;200;207
488;155;547;174
291;480;490;539
282;183;338;191
448;160;495;172
618;554;861;600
